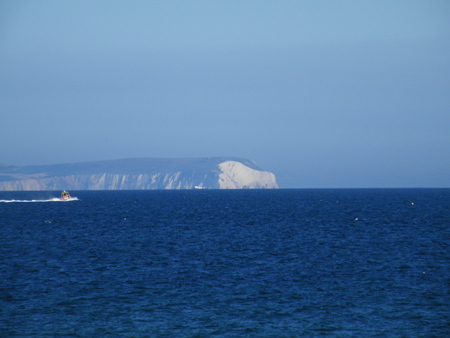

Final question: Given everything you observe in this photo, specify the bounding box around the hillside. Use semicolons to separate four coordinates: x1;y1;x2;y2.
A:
0;158;278;190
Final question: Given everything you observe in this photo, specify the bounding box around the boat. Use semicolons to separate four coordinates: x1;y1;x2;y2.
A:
60;190;71;200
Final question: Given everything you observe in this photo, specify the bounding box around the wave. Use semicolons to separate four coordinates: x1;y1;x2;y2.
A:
0;197;79;203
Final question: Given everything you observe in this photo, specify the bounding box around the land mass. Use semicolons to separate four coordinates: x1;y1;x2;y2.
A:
0;157;279;190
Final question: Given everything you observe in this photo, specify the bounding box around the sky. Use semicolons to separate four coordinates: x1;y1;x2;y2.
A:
1;0;449;188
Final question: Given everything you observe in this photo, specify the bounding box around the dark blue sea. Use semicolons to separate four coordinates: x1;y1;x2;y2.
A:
1;189;449;337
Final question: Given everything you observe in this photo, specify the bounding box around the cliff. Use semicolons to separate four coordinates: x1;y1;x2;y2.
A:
0;158;278;190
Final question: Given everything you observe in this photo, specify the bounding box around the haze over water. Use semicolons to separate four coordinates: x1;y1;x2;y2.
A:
1;1;449;188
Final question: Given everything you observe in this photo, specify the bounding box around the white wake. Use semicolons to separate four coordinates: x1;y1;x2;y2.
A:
0;197;79;203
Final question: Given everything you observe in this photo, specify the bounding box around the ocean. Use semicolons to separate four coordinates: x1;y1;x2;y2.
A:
1;189;449;337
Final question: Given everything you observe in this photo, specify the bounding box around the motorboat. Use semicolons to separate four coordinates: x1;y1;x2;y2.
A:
60;190;71;200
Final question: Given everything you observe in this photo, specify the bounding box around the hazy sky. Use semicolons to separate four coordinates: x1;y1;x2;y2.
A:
1;1;449;188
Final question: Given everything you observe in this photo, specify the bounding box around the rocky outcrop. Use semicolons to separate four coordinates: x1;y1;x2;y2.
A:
218;161;278;189
0;158;278;190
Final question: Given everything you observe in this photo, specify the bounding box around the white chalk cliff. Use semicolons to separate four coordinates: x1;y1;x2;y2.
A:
218;161;278;189
0;158;278;190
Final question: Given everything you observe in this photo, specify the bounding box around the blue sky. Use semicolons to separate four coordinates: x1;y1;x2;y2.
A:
1;1;449;188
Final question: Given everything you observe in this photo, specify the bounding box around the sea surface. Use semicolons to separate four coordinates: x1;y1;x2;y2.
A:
1;189;449;337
